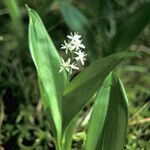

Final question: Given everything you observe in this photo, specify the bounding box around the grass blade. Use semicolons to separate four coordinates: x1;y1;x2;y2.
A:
60;1;88;32
4;0;24;39
109;2;150;54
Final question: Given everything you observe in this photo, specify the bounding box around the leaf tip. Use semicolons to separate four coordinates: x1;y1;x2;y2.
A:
25;4;32;17
25;4;31;11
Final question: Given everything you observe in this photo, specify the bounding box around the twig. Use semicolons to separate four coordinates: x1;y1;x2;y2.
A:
129;102;150;121
129;117;150;126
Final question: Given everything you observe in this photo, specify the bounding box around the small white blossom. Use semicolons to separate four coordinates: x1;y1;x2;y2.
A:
71;39;85;51
70;62;79;70
69;62;79;74
74;50;87;65
59;32;87;74
59;58;71;73
67;32;85;51
61;41;75;54
67;32;81;42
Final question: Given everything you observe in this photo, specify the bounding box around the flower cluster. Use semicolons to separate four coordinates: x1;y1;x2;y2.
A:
59;32;87;74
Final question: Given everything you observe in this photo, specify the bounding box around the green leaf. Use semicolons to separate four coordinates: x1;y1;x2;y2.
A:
60;2;88;32
85;73;128;150
27;6;67;147
38;77;56;135
109;2;150;54
62;51;139;131
85;74;111;150
62;118;77;150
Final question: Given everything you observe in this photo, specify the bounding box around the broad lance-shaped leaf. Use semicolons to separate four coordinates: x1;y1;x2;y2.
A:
62;51;139;131
85;73;128;150
108;2;150;54
27;6;67;145
60;1;88;32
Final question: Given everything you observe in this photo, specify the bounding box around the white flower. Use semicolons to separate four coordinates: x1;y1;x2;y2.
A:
67;32;81;42
59;58;71;73
61;41;75;54
67;32;85;51
74;50;87;65
59;32;87;74
70;62;79;70
71;39;85;51
69;62;79;74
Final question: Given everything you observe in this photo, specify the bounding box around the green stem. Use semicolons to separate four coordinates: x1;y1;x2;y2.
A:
55;138;62;150
67;72;70;85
